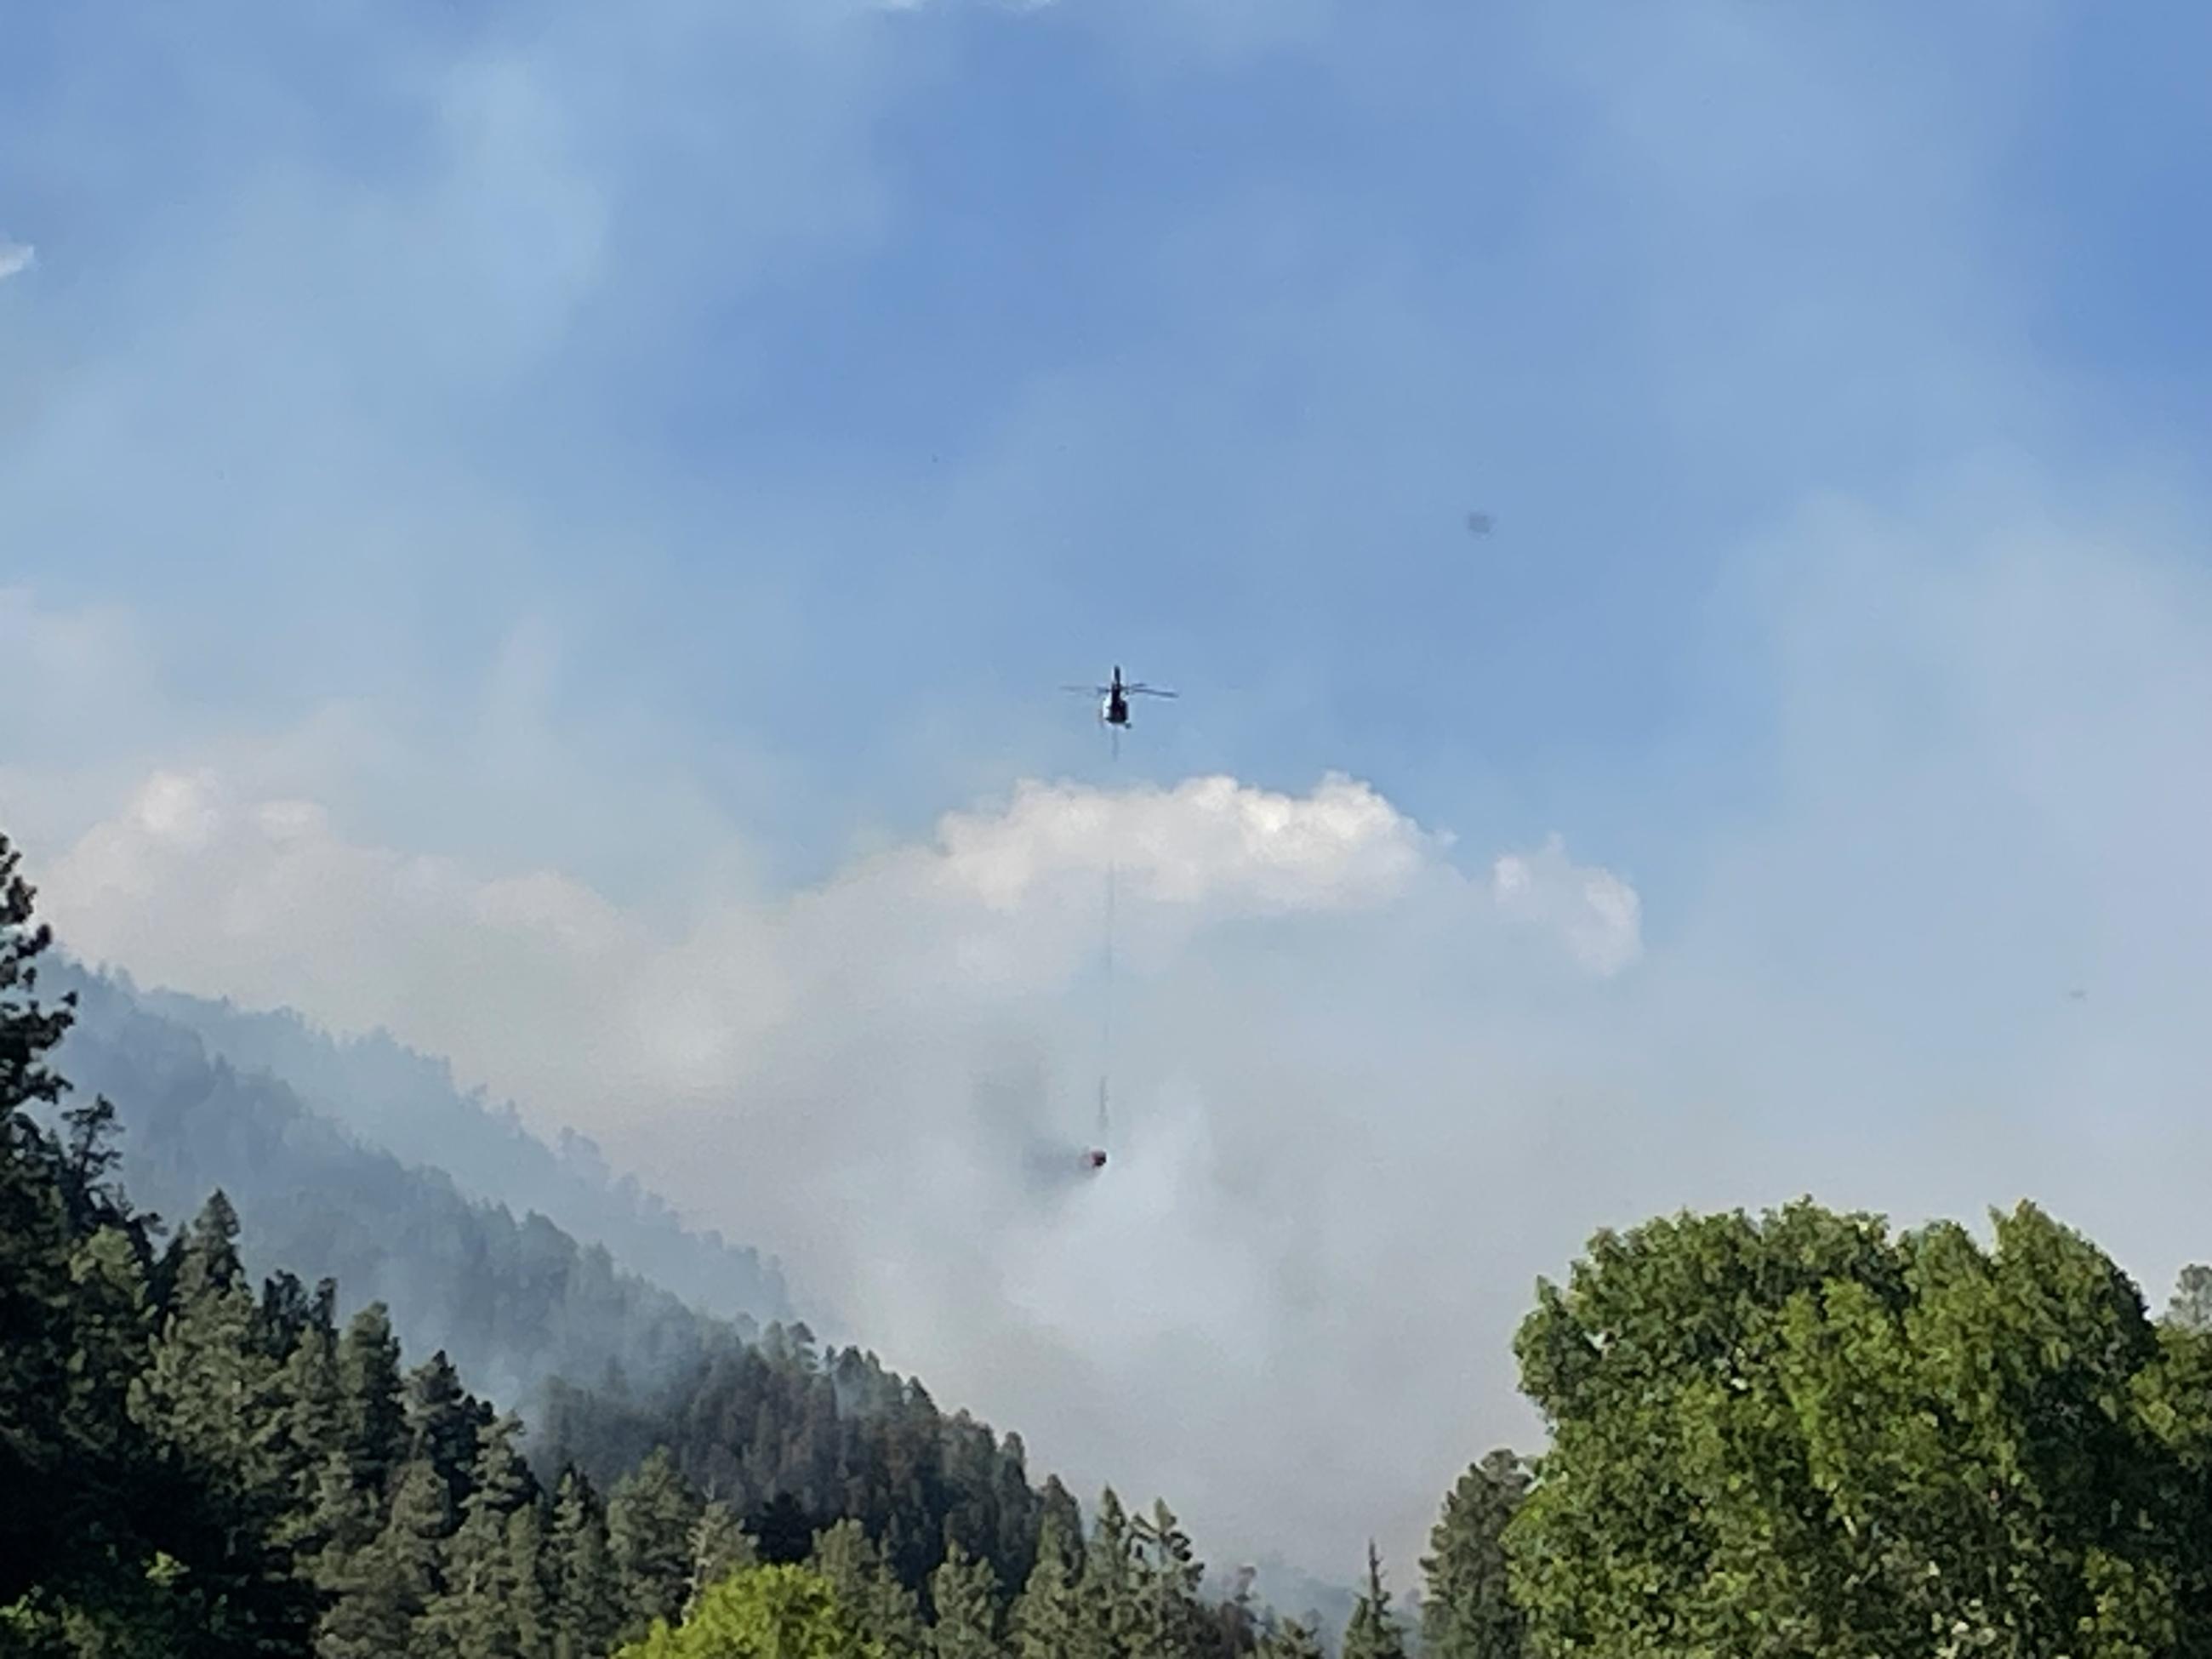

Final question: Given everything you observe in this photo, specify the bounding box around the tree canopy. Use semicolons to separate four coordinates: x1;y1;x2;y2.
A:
1507;1197;2212;1656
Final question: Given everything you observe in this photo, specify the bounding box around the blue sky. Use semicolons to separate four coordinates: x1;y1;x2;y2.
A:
11;0;2212;1588
15;0;2209;898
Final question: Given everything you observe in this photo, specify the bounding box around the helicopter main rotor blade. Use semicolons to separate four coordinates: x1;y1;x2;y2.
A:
1061;685;1110;694
1126;687;1177;698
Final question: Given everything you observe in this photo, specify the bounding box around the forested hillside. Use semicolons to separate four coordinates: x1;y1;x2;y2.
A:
77;962;793;1329
38;960;754;1411
2;830;1369;1656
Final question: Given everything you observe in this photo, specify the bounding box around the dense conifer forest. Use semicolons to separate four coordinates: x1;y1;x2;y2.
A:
13;818;2212;1656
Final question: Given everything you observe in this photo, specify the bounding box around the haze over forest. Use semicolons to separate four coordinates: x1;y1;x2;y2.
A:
9;0;2212;1652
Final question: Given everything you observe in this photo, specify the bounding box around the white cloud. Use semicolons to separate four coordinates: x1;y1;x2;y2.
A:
0;241;31;281
1492;833;1644;978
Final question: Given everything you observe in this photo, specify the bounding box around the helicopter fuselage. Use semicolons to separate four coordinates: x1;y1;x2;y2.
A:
1102;691;1131;726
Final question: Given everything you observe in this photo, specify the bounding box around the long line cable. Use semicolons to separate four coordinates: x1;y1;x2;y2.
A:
1095;694;1119;1153
1097;853;1116;1148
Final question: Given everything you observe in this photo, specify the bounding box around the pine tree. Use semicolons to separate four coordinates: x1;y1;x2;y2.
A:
550;1468;625;1659
1206;1563;1264;1658
1257;1615;1328;1659
747;1490;819;1567
173;1189;247;1303
1421;1449;1530;1659
1341;1542;1409;1659
990;1435;1045;1594
62;1223;156;1463
299;1445;381;1599
2168;1265;2212;1333
316;1455;449;1659
406;1349;484;1504
54;1088;135;1237
1131;1497;1208;1656
1011;1503;1085;1659
0;834;91;1602
683;1500;758;1617
507;1499;557;1659
609;1446;704;1635
126;1192;305;1644
336;1303;407;1499
421;1412;538;1658
812;1516;926;1656
277;1292;348;1567
1076;1487;1139;1658
931;1538;1006;1659
52;1223;162;1618
129;1194;293;1496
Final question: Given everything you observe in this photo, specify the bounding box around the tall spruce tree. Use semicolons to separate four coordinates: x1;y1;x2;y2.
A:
1421;1449;1530;1659
1130;1497;1208;1656
336;1303;407;1500
126;1190;307;1647
1011;1504;1085;1659
316;1455;450;1659
550;1468;624;1659
405;1349;485;1504
1077;1487;1139;1658
683;1501;757;1618
507;1500;558;1659
930;1538;1006;1659
421;1413;538;1657
0;834;86;1602
609;1446;704;1635
812;1516;926;1657
1256;1615;1328;1659
1341;1542;1409;1659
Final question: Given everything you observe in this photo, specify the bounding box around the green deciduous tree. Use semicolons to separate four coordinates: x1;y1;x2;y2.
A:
1508;1198;2212;1656
613;1562;884;1659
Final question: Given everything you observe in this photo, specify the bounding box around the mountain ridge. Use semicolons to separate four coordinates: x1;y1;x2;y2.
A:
43;956;756;1413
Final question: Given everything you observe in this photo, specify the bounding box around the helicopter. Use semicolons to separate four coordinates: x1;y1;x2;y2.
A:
1062;665;1176;728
